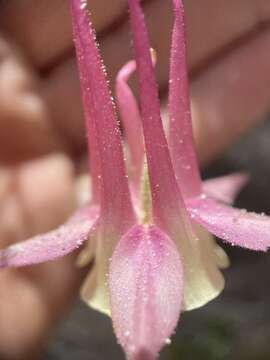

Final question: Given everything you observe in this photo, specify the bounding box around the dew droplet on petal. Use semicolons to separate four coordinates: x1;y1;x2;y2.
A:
80;0;87;10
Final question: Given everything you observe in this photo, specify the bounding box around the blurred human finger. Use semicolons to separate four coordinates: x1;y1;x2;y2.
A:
191;29;270;164
0;0;127;69
0;154;88;359
0;35;65;163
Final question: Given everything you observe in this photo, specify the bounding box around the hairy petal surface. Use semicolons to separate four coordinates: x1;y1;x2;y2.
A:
202;172;249;204
71;0;133;220
71;0;136;314
168;0;201;198
109;225;182;359
0;205;99;267
71;2;100;204
128;0;224;311
188;197;270;251
128;0;184;224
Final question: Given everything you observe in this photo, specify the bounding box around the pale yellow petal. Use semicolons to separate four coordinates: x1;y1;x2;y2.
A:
213;243;230;269
79;228;119;316
80;265;111;316
76;240;96;267
173;221;227;311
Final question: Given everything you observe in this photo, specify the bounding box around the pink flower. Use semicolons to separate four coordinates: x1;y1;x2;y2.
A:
1;0;270;358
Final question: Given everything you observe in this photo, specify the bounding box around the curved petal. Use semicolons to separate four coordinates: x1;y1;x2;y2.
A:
187;197;270;251
116;60;144;190
202;172;249;204
109;225;183;359
0;205;99;267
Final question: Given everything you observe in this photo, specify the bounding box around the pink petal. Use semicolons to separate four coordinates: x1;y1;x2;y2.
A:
202;172;249;204
109;224;183;359
70;3;100;204
168;0;201;198
71;1;137;313
128;0;187;227
127;0;225;312
187;197;270;251
0;205;99;267
71;0;134;227
116;60;144;190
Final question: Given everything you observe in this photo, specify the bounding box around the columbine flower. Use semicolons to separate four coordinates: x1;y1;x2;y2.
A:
1;0;270;358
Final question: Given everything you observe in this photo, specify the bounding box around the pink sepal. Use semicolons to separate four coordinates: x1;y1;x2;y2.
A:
109;224;182;359
128;0;188;229
0;205;99;267
187;197;270;251
168;0;201;198
71;0;134;225
202;172;249;204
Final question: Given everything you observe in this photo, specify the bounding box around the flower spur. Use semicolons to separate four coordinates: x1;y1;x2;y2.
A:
0;0;270;359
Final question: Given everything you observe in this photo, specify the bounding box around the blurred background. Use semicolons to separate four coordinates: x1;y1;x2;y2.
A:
0;0;270;359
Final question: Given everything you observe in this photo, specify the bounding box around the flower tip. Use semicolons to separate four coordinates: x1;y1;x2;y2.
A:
130;348;155;360
202;172;250;204
187;196;270;251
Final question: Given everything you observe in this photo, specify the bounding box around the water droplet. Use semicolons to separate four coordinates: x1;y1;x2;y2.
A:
80;0;87;9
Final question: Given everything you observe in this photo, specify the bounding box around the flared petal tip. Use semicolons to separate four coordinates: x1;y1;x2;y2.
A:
0;205;98;268
188;196;270;252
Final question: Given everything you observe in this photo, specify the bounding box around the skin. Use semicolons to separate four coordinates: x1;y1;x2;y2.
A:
0;0;269;358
